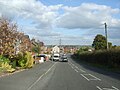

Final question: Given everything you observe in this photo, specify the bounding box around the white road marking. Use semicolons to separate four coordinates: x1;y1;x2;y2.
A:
96;86;119;90
27;63;56;90
75;66;79;69
68;62;86;73
96;86;103;90
112;86;119;90
68;62;75;70
68;63;71;65
81;74;101;81
68;63;72;67
71;66;74;69
79;69;86;73
74;69;79;73
88;74;101;81
69;61;72;65
89;79;101;81
81;74;90;81
69;62;76;68
71;63;75;66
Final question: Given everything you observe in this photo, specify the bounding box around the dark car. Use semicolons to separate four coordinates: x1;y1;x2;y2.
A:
61;55;68;62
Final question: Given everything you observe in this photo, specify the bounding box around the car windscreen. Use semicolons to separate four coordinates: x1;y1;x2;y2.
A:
63;56;67;59
54;56;59;57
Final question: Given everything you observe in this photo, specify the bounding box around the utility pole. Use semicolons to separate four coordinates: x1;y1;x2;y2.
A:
104;23;108;50
59;38;62;53
59;38;61;48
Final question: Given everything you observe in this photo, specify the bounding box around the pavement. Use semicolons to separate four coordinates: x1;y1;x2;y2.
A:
0;54;120;90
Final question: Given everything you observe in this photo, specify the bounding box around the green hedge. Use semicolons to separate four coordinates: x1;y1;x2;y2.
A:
73;49;120;69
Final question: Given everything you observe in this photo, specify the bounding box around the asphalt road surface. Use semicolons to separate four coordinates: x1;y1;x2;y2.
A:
0;54;120;90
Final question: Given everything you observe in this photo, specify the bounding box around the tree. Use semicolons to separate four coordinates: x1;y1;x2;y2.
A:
0;18;18;57
32;46;40;54
92;34;107;50
108;42;112;49
0;18;33;57
31;39;42;54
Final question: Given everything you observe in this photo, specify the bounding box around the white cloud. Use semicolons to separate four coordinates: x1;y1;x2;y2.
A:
0;1;120;45
57;3;120;29
0;0;62;29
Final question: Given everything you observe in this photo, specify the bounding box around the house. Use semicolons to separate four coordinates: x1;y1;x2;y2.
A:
52;46;60;53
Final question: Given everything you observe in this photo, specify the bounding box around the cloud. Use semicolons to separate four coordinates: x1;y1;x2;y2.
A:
21;26;60;38
56;3;120;29
108;29;120;39
0;0;62;29
0;1;120;45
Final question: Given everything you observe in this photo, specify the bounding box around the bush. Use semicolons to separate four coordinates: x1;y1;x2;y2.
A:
10;60;17;69
0;55;15;73
0;51;34;70
0;55;10;64
17;52;27;68
25;51;34;68
1;62;15;73
16;51;34;68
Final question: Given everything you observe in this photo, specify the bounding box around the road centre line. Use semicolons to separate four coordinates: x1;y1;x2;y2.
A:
27;63;56;90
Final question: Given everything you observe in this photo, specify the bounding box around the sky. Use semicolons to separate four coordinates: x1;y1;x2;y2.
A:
0;0;120;45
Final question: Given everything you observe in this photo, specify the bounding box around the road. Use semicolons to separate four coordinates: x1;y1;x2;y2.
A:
0;54;120;90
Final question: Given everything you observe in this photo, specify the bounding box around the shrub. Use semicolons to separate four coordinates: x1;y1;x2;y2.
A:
1;62;15;73
17;52;27;68
11;60;16;69
25;51;34;68
0;55;15;73
16;52;34;68
0;55;10;64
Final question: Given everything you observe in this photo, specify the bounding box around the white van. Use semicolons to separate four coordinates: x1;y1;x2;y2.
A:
53;53;60;61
